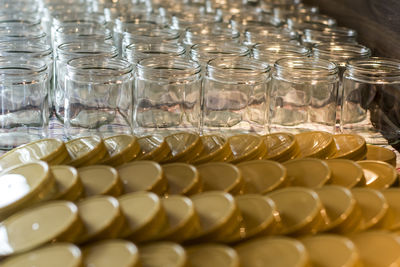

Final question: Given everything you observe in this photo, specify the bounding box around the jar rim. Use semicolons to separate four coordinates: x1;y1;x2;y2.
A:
126;43;185;55
55;23;111;35
137;56;201;75
346;57;400;75
0;58;47;76
313;43;371;58
0;42;52;57
191;43;250;57
275;57;338;75
253;43;310;55
67;57;133;76
304;26;357;37
207;57;271;74
57;41;118;58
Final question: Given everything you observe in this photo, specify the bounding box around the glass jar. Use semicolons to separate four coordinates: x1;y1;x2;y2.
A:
190;42;250;68
269;57;339;133
203;57;271;134
64;57;134;139
55;42;118;122
134;56;202;135
0;28;47;44
243;25;299;46
0;59;49;149
171;12;222;30
183;24;240;48
124;43;186;64
287;14;336;27
252;43;310;66
341;58;400;145
302;27;357;47
230;13;283;33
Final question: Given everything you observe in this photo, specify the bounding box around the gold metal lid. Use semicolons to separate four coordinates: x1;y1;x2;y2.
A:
380;189;400;231
191;135;232;164
261;133;300;162
101;135;141;167
79;165;122;197
186;244;240;267
52;165;83;201
366;145;397;167
358;160;398;190
65;136;108;168
162;132;203;163
76;196;125;244
162;163;201;196
295;131;336;159
325;159;365;188
331;134;367;161
0;161;56;220
139;242;187;267
197;162;244;195
1;243;83;267
0;139;69;172
117;161;167;195
228;134;267;164
137;135;172;162
83;239;139;267
283;158;331;188
0;200;82;257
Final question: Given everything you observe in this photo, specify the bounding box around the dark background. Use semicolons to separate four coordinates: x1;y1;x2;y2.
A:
303;0;400;59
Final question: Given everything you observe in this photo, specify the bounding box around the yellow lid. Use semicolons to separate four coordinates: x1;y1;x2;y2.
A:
189;191;240;243
325;159;365;188
0;139;69;172
118;192;167;243
0;161;56;220
228;134;267;164
137;135;172;162
366;145;397;167
1;243;82;267
0;200;82;257
154;195;198;242
191;135;232;164
301;234;361;267
186;244;240;267
352;188;389;231
331;134;367;161
197;162;243;195
52;165;83;201
315;186;359;233
229;194;278;242
77;196;124;244
79;165;123;197
117;161;167;195
295;131;336;159
379;189;400;231
162;132;203;163
266;187;326;235
237;160;287;194
162;163;201;196
83;239;139;267
350;231;400;267
358;160;398;190
139;242;187;267
283;158;331;188
235;237;310;267
261;133;300;162
65;136;108;168
101;135;141;167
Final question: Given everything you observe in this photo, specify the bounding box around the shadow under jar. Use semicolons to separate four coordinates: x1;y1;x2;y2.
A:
0;59;49;150
202;57;271;135
133;56;202;136
341;58;400;145
269;57;339;134
64;57;134;139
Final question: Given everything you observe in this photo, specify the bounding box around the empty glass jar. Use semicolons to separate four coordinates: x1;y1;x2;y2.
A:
243;25;299;46
269;57;339;133
124;43;186;64
252;42;310;66
133;56;202;135
64;57;134;139
341;58;400;145
203;57;271;134
302;26;357;47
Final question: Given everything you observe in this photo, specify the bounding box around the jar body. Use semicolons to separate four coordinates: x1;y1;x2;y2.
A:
134;57;202;135
202;57;271;135
64;57;133;139
269;57;339;133
0;59;49;149
341;58;400;145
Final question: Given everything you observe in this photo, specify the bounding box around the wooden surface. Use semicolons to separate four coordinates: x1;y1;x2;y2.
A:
303;0;400;59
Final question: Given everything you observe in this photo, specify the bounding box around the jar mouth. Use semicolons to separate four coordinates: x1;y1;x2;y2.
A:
137;56;201;77
207;57;270;76
347;57;400;75
126;43;186;57
288;14;337;26
55;24;111;37
253;43;310;56
186;25;240;39
123;28;180;40
67;57;133;76
57;42;118;58
191;43;250;59
0;42;52;57
52;12;106;26
115;14;170;30
245;26;299;40
305;26;357;37
0;58;47;76
275;57;338;76
0;30;46;39
313;43;371;58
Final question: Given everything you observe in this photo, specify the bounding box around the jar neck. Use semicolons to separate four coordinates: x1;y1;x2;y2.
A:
346;57;400;84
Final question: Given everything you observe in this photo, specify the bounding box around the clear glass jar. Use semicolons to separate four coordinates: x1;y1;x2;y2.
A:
190;42;250;68
203;57;271;134
0;12;41;28
64;57;134;139
269;57;339;133
171;12;222;30
55;42;118;122
341;58;400;145
243;25;299;46
124;43;186;64
287;14;336;27
302;27;357;47
0;0;39;13
0;28;47;44
252;42;310;66
134;56;202;135
183;24;240;48
0;58;49;149
230;13;283;33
